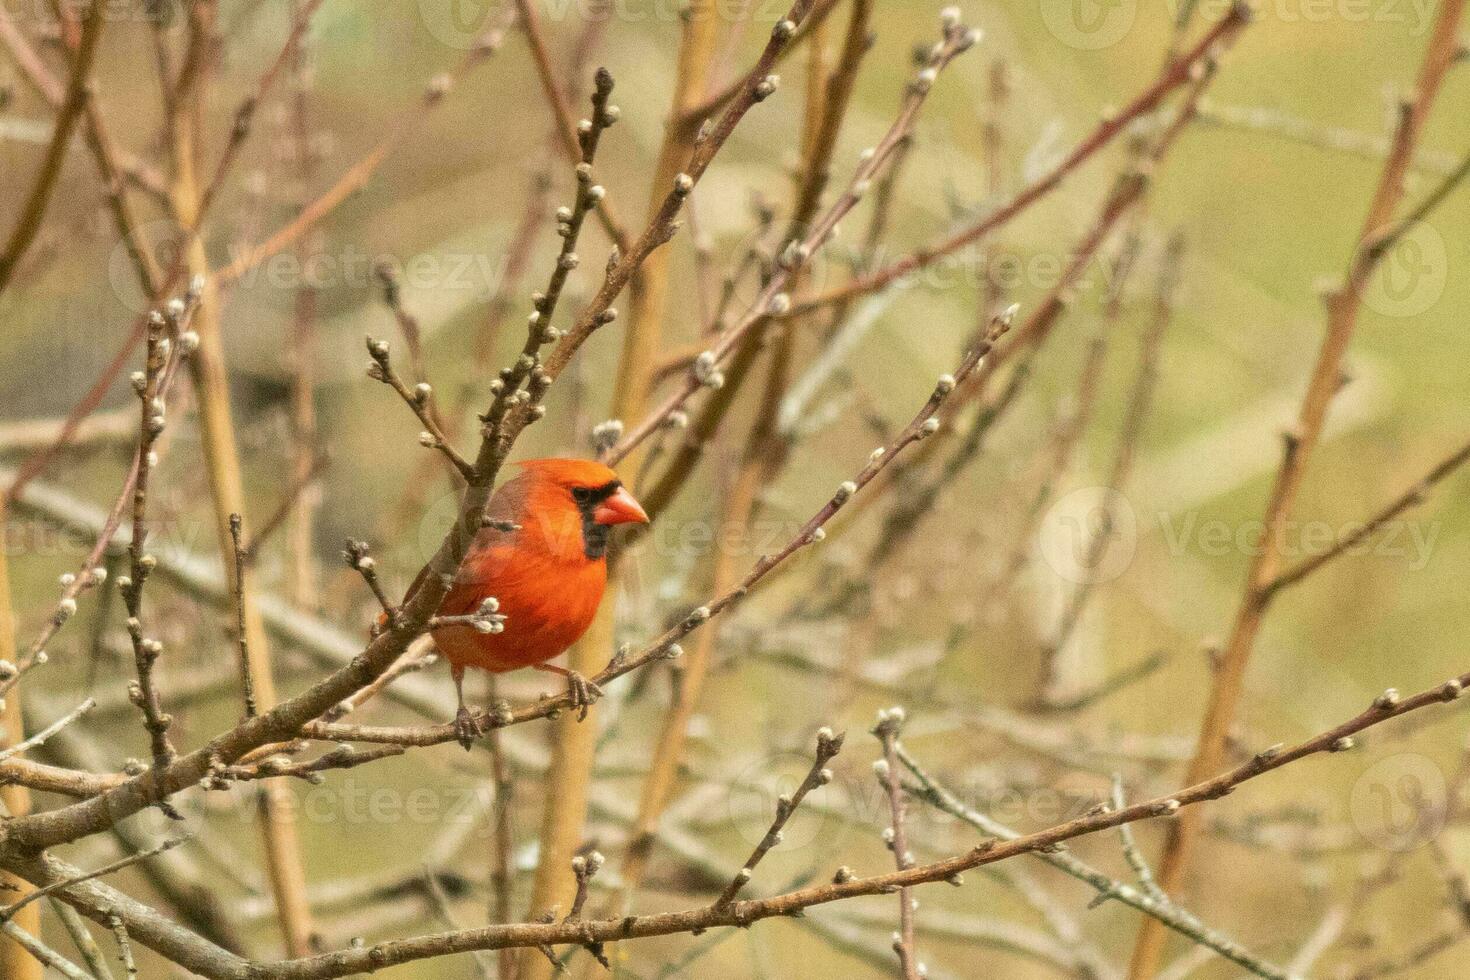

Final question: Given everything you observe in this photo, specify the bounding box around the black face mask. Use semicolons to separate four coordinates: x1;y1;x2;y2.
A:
571;480;620;560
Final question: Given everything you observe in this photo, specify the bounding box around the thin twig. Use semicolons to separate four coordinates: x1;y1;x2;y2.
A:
0;921;91;980
365;338;475;481
0;700;95;764
0;836;190;923
1112;776;1169;905
1139;4;1470;969
715;727;843;906
0;0;106;294
900;747;1298;980
121;307;194;770
676;0;844;124
343;541;399;629
421;868;496;980
242;450;330;565
1040;235;1183;701
511;0;630;251
609;13;981;464
107;913;137;978
1265;434;1470;596
874;709;920;979
1365;146;1470;262
49;897;115;979
485;674;515;980
229;515;258;719
195;0;326;221
309;309;1016;748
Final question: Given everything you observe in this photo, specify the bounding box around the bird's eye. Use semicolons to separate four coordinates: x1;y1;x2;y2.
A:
571;486;592;504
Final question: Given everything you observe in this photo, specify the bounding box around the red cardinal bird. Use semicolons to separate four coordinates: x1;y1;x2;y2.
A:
426;458;647;747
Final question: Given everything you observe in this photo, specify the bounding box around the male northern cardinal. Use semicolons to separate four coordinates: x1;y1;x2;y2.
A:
424;458;647;748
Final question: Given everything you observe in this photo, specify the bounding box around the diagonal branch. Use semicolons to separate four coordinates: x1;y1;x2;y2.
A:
899;749;1296;980
785;3;1250;317
0;0;106;294
63;664;1464;979
1265;434;1470;597
1137;4;1470;971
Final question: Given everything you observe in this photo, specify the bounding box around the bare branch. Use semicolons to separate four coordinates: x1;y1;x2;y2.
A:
716;727;842;906
873;709;920;979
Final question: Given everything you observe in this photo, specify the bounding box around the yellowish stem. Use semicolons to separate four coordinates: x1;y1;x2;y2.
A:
171;74;318;959
0;504;42;980
517;606;613;980
519;8;723;977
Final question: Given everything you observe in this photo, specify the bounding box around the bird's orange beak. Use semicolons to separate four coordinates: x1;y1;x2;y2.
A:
592;485;649;526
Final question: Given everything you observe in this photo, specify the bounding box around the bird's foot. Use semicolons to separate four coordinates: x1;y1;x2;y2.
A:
534;664;605;721
454;706;484;751
565;671;604;722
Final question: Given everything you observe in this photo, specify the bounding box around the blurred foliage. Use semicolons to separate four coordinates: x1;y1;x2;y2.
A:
2;0;1469;977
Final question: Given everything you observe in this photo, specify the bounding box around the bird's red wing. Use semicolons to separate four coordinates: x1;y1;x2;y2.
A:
412;462;614;673
434;538;604;672
441;539;520;614
400;474;528;612
394;527;513;615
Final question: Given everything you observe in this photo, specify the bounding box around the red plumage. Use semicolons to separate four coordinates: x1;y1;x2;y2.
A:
426;458;647;744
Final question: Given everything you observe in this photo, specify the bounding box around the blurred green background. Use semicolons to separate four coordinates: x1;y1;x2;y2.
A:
2;0;1469;976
